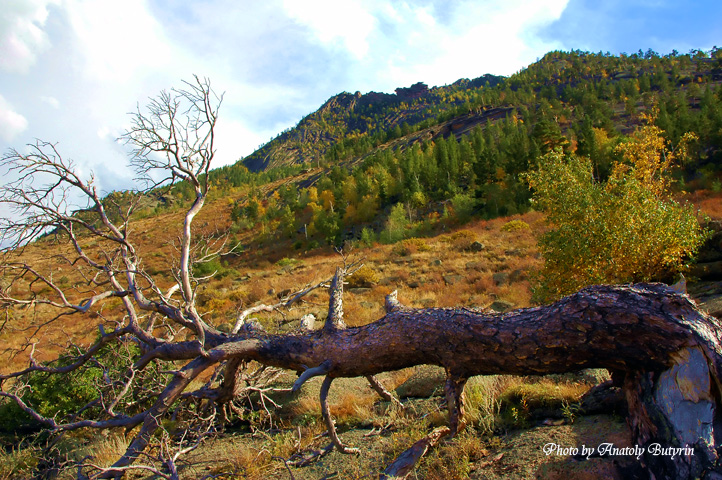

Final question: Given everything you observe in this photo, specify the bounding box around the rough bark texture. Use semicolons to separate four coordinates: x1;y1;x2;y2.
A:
108;283;722;478
248;283;722;479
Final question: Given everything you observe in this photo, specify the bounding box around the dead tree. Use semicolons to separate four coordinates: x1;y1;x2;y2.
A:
1;79;722;480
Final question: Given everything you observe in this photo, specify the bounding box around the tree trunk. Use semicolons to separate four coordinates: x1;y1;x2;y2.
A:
120;283;722;478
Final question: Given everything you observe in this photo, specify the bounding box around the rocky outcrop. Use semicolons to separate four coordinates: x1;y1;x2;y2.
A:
395;82;429;100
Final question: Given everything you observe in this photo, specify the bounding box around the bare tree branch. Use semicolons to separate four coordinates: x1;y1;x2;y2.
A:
2;77;722;480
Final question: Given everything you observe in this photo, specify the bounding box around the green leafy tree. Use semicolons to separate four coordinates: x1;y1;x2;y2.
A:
527;120;705;301
450;192;477;222
380;203;409;243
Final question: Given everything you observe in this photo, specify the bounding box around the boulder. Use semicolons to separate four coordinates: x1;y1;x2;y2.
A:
492;272;509;286
469;241;485;252
299;314;315;330
509;269;526;283
691;261;722;281
443;274;464;285
348;287;372;295
395;365;446;398
489;299;514;312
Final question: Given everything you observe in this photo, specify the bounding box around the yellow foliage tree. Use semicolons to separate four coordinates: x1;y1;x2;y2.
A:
320;189;336;211
527;118;705;301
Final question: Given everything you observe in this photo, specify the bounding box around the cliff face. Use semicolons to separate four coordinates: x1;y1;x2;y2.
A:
241;75;504;172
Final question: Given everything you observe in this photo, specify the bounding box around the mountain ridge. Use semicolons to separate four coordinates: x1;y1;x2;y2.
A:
241;74;505;171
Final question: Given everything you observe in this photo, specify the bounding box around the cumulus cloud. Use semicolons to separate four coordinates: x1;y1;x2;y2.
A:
0;0;58;73
362;0;569;89
282;0;377;59
0;95;29;142
62;0;175;83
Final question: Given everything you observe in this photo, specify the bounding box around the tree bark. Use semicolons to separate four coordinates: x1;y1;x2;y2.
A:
95;283;722;478
231;283;722;479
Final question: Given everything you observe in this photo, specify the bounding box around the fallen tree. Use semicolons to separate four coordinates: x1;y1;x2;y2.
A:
1;79;721;479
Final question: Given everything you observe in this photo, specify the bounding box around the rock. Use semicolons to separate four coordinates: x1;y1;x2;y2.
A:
429;259;443;266
697;295;722;318
443;274;464;285
579;380;627;415
492;272;509;286
465;261;484;271
509;269;525;283
395;365;446;398
217;323;233;333
698;249;722;264
299;314;315;330
469;241;485;252
408;281;422;289
489;300;514;312
697;228;722;262
379;276;402;286
267;288;276;296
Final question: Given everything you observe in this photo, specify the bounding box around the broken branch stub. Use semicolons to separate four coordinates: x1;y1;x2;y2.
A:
324;267;346;331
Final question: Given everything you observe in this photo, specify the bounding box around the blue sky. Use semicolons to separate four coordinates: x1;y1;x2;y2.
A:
0;0;720;196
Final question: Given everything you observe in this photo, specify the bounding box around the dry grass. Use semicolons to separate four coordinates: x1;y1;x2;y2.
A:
288;387;378;428
682;189;722;219
0;197;611;479
417;430;488;480
81;433;131;471
1;206;545;372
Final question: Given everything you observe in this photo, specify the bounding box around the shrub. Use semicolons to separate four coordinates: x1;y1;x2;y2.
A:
501;219;530;232
346;265;379;288
193;257;232;279
448;230;476;242
526;119;706;301
392;238;432;256
0;342;147;434
440;229;478;251
276;257;300;268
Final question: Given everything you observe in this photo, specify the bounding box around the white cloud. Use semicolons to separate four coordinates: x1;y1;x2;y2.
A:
0;0;58;73
0;95;29;141
62;0;175;83
366;0;569;90
282;0;377;59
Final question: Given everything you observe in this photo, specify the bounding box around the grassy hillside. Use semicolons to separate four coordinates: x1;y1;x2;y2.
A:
142;48;722;255
3;47;722;479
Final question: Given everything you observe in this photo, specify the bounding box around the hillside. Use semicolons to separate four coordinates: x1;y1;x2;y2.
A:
242;75;504;171
238;48;722;173
164;48;722;255
3;47;722;480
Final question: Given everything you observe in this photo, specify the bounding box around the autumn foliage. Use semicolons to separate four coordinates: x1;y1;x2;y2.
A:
527;115;706;301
